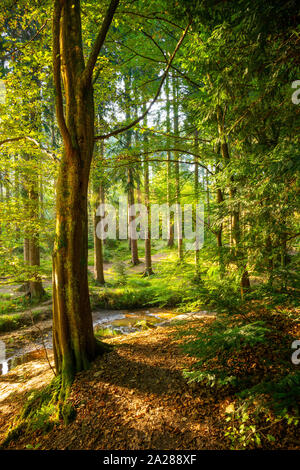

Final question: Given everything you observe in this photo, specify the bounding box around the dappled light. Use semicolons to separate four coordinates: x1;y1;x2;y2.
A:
0;0;299;453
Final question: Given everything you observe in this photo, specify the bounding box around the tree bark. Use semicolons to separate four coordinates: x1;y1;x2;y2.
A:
52;0;119;391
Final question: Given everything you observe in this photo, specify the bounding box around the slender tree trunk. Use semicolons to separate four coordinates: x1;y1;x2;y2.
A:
173;75;183;260
142;117;153;276
94;182;105;284
14;159;21;241
128;168;139;265
206;169;210;229
28;181;44;299
24;238;30;264
215;152;224;273
194;130;200;276
216;106;250;295
166;75;174;247
124;72;139;264
93;138;105;284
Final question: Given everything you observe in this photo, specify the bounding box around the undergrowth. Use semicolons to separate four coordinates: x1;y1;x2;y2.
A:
0;376;76;449
177;299;300;449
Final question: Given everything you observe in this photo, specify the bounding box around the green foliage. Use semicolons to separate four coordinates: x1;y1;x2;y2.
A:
241;372;300;414
178;299;300;448
134;319;155;330
114;260;128;286
0;309;49;332
0;292;49;315
224;372;300;449
1;376;63;447
95;327;118;337
180;317;270;387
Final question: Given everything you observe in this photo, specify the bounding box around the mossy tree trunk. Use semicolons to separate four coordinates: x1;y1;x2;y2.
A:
52;0;119;391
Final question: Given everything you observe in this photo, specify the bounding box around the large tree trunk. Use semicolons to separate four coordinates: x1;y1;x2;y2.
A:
52;157;96;388
52;0;119;391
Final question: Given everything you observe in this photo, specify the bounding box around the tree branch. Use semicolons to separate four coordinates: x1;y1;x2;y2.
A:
0;136;59;161
94;21;191;141
102;147;213;174
81;0;120;88
52;0;71;149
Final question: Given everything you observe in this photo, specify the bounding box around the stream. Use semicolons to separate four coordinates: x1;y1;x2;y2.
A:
0;308;180;376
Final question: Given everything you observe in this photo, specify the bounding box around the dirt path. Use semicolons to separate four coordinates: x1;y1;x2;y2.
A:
2;319;230;450
88;252;169;277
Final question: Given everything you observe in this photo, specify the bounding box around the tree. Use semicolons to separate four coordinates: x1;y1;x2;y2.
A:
51;0;120;393
52;0;190;392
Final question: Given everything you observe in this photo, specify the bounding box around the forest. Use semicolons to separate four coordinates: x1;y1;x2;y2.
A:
0;0;299;453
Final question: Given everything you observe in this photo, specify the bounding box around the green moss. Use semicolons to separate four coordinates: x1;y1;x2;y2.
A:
1;377;63;448
95;327;118;337
95;337;113;354
0;423;27;449
61;402;76;425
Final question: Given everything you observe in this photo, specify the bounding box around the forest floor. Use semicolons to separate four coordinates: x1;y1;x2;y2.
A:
1;306;300;450
0;247;299;450
0;317;230;450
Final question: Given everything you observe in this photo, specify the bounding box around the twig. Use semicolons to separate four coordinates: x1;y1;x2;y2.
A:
29;309;56;377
